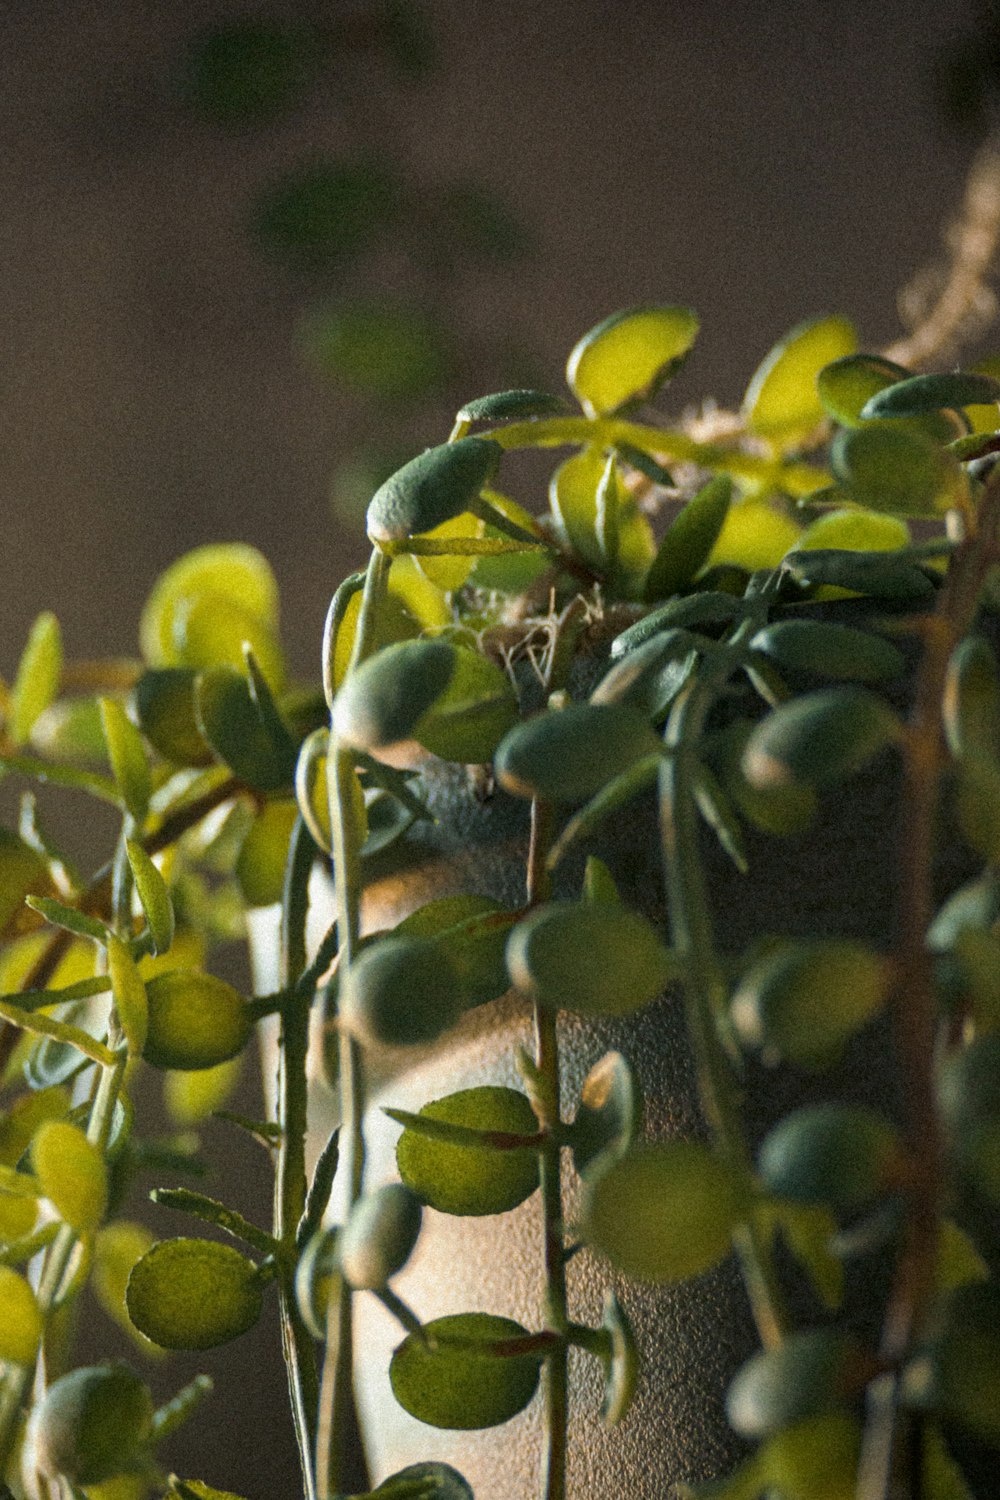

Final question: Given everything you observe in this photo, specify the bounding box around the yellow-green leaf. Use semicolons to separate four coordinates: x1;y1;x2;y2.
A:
99;699;151;823
163;1056;243;1126
32;1120;108;1234
743;316;857;445
125;1237;263;1349
107;934;148;1057
0;1264;41;1362
139;545;279;669
566;306;700;416
9;612;62;747
125;840;175;957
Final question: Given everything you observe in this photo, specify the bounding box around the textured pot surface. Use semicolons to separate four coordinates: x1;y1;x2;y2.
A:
251;739;926;1500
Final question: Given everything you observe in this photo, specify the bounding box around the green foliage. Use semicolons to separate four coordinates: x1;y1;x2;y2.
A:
24;1364;153;1484
566;306;700;416
9;612;62;747
395;1086;539;1215
389;1312;543;1429
125;1238;264;1350
143;971;251;1071
338;1183;423;1290
757;1105;901;1213
339;935;464;1047
495;702;662;802
730;940;888;1070
506;900;675;1017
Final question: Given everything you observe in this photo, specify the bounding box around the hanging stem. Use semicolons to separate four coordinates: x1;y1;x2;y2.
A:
274;816;321;1500
659;621;789;1352
317;546;391;1500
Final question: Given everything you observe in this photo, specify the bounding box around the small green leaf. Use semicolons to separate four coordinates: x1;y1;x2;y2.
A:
143;970;251;1071
782;546;935;603
195;665;297;791
132;669;212;766
302;301;451;402
140;545;279;670
126;1237;264;1350
125;839;175;956
582;856;621;905
149;1189;274;1256
0;1264;41;1363
339;936;464;1048
731;940;887;1070
367;439;502;542
495;701;662;803
548;447;654;591
572;1051;642;1173
235;800;298;907
164;1057;243;1127
9;612;62;747
457;389;567;424
295;1226;341;1339
396;896;515;1010
332;640;456;753
611;593;744;657
107;933;148;1057
795;506;911;555
25;1364;153;1484
254;157;399;263
861;371;1000;419
170;1477;250;1500
743;316;857;443
599;1292;639;1426
726;1329;867;1440
582;1141;741;1283
944;635;1000;763
92;1221;155;1344
26;894;108;944
339;1183;423;1290
389;1312;542;1429
757;1199;843;1310
566;306;700;416
644;475;733;601
396;1086;539;1216
742;686;901;790
818;352;914;426
750;620;905;684
32;1119;108;1233
831;424;969;516
613;443;674;487
99;698;151;823
506;900;674;1018
413;645;519;764
371;1462;473;1500
758;1105;900;1213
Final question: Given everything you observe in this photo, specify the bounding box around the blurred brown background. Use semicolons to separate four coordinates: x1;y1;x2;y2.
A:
2;0;997;1493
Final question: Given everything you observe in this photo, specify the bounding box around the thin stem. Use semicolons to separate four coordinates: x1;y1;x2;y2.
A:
274;816;321;1500
317;546;391;1500
659;622;789;1352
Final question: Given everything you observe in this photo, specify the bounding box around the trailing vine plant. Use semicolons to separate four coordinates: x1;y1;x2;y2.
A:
4;153;1000;1500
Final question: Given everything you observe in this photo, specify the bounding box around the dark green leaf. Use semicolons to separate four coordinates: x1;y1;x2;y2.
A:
831;424;968;516
731;940;887;1070
456;390;567;424
944;636;1000;763
566;306;700;416
741;687;901;790
148;1189;274;1256
726;1329;866;1440
758;1105;900;1213
581;1141;741;1283
782;547;936;603
255;159;400;266
861;371;1000;420
506;900;675;1017
126;1238;264;1350
934;1283;1000;1445
389;1312;542;1429
610;593;744;657
133;669;213;766
396;895;514;1009
339;936;464;1048
749;620;906;684
643;476;733;601
613;443;674;487
367;439;502;543
413;645;518;764
25;1364;153;1484
494;701;662;803
395;1086;539;1216
371;1462;473;1500
195;666;297;791
817;352;913;426
339;1183;422;1290
333;639;456;752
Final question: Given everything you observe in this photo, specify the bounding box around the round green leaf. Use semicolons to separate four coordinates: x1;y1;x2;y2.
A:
0;1085;70;1166
831;423;968;516
373;1462;473;1499
367;439;502;543
582;1140;741;1283
396;1086;539;1216
125;1238;263;1349
143;970;251;1072
457;389;567;424
332;639;456;753
10;611;62;747
726;1329;866;1440
140;545;278;669
389;1312;542;1429
742;686;901;790
743;316;857;443
506;900;674;1017
338;1183;422;1290
758;1105;900;1213
339;936;464;1048
818;352;913;427
643;475;732;601
956;753;1000;863
414;645;519;764
938;1035;1000;1198
566;306;700;416
494;701;662;803
0;1265;41;1364
759;1412;862;1500
92;1222;156;1342
24;1364;153;1484
195;665;297;791
944;635;1000;762
132;669;213;766
730;940;888;1070
795;507;911;555
572;1051;643;1173
235;800;298;907
172;591;285;689
164;1056;243;1127
750;620;905;684
861;370;1000;420
397;895;513;1009
32;1119;108;1233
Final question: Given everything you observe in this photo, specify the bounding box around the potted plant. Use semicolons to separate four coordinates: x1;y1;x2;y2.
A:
3;151;1000;1500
